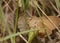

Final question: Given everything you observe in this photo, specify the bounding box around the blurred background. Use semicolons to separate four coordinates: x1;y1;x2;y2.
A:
0;0;60;43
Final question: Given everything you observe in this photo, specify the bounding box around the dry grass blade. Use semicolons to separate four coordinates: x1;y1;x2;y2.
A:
49;1;60;17
19;35;28;43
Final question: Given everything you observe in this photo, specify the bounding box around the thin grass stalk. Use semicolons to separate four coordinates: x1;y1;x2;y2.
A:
49;1;60;17
13;0;19;43
19;35;28;43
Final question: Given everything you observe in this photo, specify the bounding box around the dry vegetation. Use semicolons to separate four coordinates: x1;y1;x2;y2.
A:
0;0;60;43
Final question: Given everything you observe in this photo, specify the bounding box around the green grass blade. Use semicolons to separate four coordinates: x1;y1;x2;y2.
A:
28;28;38;43
55;0;60;8
0;29;39;41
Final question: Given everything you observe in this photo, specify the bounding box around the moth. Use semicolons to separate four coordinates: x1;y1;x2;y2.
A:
18;16;60;37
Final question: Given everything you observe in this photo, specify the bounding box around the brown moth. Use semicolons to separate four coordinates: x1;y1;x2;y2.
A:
27;16;60;37
18;16;60;37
